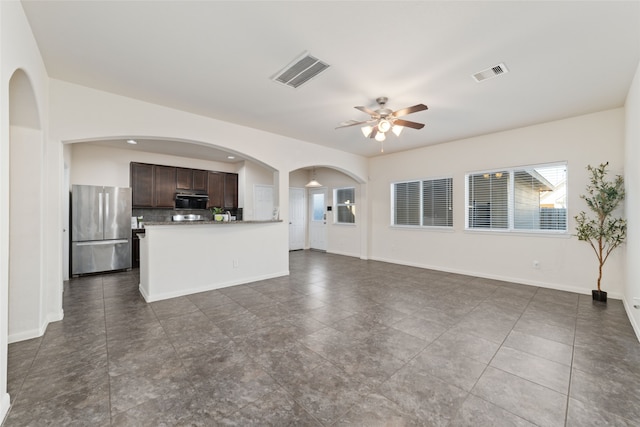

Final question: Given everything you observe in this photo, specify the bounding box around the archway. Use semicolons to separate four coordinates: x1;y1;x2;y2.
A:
8;69;44;342
289;166;367;258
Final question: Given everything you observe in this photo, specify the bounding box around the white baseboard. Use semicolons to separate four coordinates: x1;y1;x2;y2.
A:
8;309;65;344
48;309;64;324
0;392;10;425
139;270;290;303
368;255;623;299
623;297;640;342
326;250;360;259
8;327;42;344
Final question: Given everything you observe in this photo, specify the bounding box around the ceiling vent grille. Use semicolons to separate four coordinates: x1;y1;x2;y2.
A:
472;63;509;83
271;51;330;89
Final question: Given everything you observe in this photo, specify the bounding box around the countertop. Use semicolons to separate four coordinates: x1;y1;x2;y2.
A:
141;220;282;227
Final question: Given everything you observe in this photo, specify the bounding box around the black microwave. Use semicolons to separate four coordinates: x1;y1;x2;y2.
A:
175;194;208;209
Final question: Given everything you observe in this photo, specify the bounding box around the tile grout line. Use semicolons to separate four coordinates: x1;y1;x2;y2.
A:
101;276;115;427
564;302;579;427
465;285;544;426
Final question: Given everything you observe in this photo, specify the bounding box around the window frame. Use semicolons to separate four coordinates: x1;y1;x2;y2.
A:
390;176;454;229
334;186;356;225
464;162;568;235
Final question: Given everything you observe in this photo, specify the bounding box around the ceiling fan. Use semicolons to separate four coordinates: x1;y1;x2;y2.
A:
335;97;428;150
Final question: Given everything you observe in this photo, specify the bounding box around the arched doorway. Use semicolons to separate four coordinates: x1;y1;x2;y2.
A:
289;166;367;258
8;69;44;342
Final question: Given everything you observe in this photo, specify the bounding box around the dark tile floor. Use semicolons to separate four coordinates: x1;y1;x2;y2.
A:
4;250;640;426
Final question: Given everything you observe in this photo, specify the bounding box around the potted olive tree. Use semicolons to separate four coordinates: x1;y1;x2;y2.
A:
574;162;626;302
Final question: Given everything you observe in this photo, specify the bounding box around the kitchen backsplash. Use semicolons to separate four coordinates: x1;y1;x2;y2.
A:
133;207;242;224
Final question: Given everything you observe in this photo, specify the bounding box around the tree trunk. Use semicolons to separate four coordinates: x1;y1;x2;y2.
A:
597;236;604;291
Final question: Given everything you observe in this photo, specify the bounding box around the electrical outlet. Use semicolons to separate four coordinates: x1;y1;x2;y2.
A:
533;260;540;269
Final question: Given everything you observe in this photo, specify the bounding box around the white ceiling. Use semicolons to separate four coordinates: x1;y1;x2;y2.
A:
21;1;640;159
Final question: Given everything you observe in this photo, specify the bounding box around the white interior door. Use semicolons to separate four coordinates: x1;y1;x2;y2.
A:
254;184;274;220
309;188;327;251
289;187;305;250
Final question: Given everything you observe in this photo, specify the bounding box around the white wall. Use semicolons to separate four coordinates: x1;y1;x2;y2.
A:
49;80;369;184
69;143;239;188
312;168;362;258
369;108;626;297
0;0;55;420
288;168;363;257
9;126;43;342
241;160;277;219
49;79;370;255
69;143;286;222
625;61;640;337
289;169;309;188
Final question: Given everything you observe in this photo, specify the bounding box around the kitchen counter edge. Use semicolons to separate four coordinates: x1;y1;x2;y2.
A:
141;220;283;227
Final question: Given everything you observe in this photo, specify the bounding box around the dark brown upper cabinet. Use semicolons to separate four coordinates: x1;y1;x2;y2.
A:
192;170;208;192
130;163;154;207
153;165;177;208
176;168;193;190
207;172;225;208
224;173;239;209
131;162;236;209
177;168;208;193
207;172;238;209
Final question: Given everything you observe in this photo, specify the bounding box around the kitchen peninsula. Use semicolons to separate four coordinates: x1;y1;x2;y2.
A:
138;220;287;302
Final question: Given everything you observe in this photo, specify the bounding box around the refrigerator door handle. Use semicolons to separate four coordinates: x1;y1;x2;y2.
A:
75;239;129;246
105;191;110;225
98;192;104;234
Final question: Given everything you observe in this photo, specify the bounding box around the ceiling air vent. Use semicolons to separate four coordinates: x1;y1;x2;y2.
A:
271;51;330;89
472;63;509;83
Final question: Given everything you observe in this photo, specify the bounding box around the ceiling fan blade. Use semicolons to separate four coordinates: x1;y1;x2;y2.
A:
335;119;377;129
393;118;425;129
392;104;428;117
370;128;378;139
355;106;380;117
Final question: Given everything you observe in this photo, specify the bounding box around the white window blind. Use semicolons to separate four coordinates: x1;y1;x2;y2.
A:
335;187;356;224
466;163;567;232
393;177;453;227
467;171;509;229
423;178;453;227
393;181;420;226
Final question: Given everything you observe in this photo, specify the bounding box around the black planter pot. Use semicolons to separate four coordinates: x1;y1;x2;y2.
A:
592;290;607;302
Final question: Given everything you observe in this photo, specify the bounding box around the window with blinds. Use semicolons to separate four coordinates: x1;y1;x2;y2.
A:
392;177;453;227
466;163;567;232
335;187;356;224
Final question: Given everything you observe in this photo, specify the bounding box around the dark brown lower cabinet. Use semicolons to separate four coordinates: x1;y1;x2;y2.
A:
132;229;144;268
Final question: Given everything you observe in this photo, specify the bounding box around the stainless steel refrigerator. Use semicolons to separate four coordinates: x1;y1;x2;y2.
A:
71;185;132;275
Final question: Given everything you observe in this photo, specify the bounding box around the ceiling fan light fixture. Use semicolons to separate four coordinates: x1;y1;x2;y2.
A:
377;119;391;133
336;97;427;151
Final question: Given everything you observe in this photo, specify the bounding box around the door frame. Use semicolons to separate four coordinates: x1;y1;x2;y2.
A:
288;187;306;251
308;187;328;251
253;184;274;220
